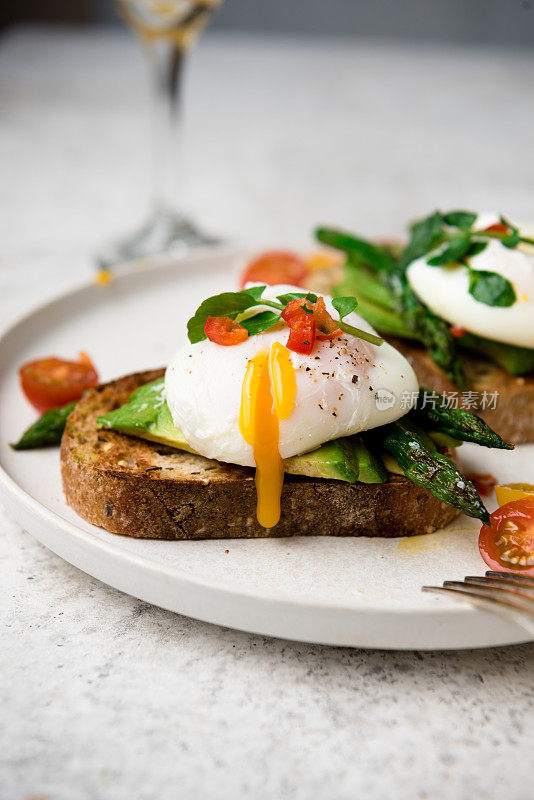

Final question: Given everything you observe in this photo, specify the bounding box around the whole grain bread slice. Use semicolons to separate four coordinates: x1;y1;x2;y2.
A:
60;369;459;540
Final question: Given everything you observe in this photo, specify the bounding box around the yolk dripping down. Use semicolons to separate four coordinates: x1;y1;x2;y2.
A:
239;342;297;528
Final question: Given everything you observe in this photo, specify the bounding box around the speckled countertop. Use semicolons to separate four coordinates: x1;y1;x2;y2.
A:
2;27;534;800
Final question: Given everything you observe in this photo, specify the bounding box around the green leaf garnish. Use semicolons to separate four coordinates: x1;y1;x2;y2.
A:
187;286;384;348
501;231;521;248
498;216;521;248
427;233;472;266
443;210;477;229
399;210;444;269
276;292;318;306
332;296;358;321
331;295;382;345
239;311;281;336
466;240;487;257
468;269;517;307
242;284;267;301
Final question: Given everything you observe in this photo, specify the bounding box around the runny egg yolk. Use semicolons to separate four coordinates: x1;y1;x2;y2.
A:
239;342;296;528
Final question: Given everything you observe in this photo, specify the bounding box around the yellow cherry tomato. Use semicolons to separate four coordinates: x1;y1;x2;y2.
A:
495;483;534;506
305;251;344;271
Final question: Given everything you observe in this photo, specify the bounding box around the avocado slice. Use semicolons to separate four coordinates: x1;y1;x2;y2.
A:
427;430;463;449
381;452;404;476
97;379;196;453
458;332;534;376
350;435;387;483
284;438;360;483
286;435;389;484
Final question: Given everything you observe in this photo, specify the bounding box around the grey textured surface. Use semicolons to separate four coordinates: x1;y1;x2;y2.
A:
2;27;534;800
3;517;534;800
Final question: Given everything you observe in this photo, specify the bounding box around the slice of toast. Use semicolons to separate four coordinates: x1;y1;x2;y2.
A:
308;267;534;444
60;370;458;540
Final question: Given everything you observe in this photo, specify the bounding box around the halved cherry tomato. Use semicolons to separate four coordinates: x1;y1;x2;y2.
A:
479;497;534;575
450;326;467;338
313;297;342;340
281;298;316;355
204;316;249;346
482;222;511;235
240;251;308;289
19;352;99;413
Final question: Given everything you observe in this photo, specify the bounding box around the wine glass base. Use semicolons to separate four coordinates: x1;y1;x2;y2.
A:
96;210;221;271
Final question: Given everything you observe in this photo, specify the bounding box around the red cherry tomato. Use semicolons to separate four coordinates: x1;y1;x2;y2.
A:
281;297;313;323
240;251;309;289
204;316;249;346
482;222;511;235
450;326;467;338
19;352;99;413
313;297;342;340
479;497;534;575
281;298;316;355
467;473;498;497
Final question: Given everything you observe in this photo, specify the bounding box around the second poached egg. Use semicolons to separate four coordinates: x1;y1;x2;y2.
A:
407;214;534;348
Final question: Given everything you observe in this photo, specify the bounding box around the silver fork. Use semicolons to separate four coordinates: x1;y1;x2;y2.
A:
423;572;534;634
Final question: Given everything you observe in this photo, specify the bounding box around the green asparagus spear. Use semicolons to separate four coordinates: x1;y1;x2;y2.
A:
343;263;397;310
372;419;491;524
333;278;417;339
411;388;514;450
354;296;418;340
390;270;465;387
315;227;394;275
11;402;76;450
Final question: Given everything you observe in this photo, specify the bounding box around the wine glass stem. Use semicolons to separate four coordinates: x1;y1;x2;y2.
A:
145;39;186;217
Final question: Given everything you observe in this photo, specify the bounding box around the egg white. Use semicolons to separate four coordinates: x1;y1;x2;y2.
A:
407;214;534;349
165;285;418;468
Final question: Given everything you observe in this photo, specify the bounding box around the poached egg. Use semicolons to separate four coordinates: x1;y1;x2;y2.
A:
165;285;418;526
407;214;534;349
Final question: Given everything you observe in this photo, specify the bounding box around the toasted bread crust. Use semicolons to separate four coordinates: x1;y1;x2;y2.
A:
60;370;458;540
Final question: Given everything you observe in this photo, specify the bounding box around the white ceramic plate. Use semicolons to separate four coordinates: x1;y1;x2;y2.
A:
1;247;533;650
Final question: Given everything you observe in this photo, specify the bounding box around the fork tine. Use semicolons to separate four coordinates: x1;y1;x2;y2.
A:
422;583;534;633
464;576;534;596
485;571;534;586
443;581;534;612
